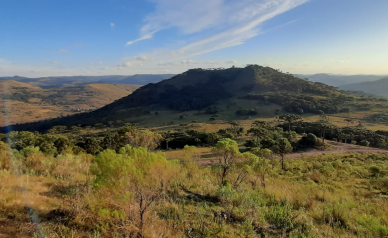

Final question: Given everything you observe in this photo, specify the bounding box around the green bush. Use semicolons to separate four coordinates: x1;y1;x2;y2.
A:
356;214;388;237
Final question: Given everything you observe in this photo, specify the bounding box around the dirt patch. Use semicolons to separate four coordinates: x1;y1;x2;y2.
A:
194;141;388;166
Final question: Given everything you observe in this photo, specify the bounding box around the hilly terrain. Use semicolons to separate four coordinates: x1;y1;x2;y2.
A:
0;74;175;88
296;73;386;87
0;80;141;126
339;77;388;97
3;66;388;238
8;64;387;132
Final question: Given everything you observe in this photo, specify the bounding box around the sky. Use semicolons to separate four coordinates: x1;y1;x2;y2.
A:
0;0;387;77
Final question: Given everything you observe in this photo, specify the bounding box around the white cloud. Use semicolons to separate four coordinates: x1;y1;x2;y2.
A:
128;0;308;49
110;22;115;27
127;32;156;45
226;60;237;64
58;49;69;53
126;0;308;65
120;62;131;68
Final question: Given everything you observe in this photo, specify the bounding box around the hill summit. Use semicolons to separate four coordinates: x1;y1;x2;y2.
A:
3;65;352;131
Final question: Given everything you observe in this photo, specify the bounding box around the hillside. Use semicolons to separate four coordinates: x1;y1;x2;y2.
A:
0;74;175;88
0;80;141;126
296;73;385;87
339;77;388;97
7;64;379;132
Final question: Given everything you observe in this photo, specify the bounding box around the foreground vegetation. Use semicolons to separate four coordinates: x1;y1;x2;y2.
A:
1;119;388;237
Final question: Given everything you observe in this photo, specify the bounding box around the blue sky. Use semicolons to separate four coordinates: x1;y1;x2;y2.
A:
0;0;387;77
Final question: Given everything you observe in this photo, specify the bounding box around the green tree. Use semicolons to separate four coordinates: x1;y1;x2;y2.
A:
247;120;272;146
251;148;272;187
278;114;302;133
82;137;102;155
126;130;163;151
91;146;177;235
316;121;334;143
211;138;240;186
271;138;293;170
48;125;68;134
53;137;72;155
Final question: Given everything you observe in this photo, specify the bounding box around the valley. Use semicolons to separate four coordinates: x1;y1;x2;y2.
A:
0;80;141;126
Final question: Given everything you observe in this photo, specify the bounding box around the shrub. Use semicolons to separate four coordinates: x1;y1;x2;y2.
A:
265;203;298;231
370;166;382;177
322;205;349;229
356;214;388;237
359;140;370;147
0;142;12;170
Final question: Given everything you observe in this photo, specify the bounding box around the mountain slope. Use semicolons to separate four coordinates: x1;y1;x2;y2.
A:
0;81;141;126
3;65;353;132
339;77;388;97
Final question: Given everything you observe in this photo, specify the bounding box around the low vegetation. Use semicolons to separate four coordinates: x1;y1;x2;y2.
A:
1;114;388;237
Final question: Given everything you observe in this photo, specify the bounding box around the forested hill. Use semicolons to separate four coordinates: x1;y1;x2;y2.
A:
2;65;365;132
98;65;339;111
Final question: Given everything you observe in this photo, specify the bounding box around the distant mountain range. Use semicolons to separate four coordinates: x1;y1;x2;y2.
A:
0;74;175;88
296;73;387;87
338;77;388;97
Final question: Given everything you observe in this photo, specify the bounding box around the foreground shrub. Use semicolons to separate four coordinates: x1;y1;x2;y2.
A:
89;145;179;236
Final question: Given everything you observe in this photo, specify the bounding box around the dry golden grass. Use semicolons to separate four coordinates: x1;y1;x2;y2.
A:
0;174;60;212
163;147;212;160
0;100;79;126
0;80;141;127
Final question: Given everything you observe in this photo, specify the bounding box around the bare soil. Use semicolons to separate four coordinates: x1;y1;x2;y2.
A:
194;141;388;166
